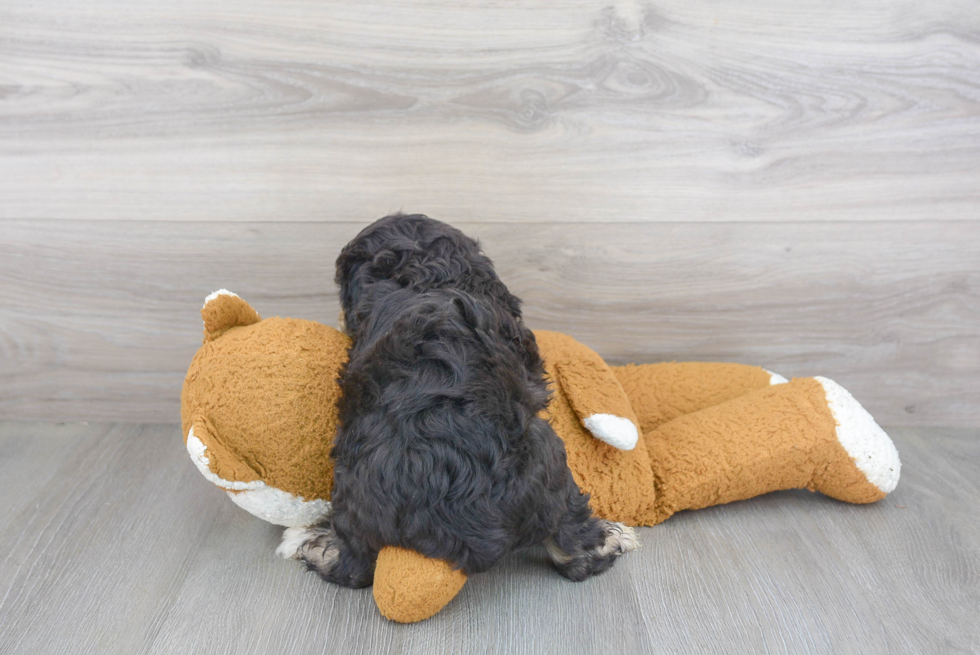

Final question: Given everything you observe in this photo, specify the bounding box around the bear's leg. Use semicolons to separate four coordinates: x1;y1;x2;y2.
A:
277;522;377;588
645;377;900;525
611;362;784;434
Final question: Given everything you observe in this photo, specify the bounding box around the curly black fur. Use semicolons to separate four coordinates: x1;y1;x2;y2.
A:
335;213;524;336
300;214;633;587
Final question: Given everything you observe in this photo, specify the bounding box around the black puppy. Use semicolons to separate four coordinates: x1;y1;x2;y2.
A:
278;214;636;587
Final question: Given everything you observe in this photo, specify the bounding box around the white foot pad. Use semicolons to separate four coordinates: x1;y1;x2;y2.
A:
816;376;901;493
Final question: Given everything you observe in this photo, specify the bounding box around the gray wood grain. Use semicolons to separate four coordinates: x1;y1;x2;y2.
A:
1;0;979;223
0;422;976;655
2;219;978;426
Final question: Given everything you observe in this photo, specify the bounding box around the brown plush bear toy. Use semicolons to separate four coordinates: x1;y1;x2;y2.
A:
182;291;900;623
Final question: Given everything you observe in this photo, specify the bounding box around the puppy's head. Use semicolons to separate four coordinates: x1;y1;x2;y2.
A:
335;214;520;335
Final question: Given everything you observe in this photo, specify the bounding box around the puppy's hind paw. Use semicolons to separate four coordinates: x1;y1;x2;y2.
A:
546;520;640;582
276;524;342;577
276;526;312;560
597;521;639;557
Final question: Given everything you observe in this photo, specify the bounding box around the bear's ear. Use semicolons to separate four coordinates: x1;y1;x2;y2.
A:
201;289;261;343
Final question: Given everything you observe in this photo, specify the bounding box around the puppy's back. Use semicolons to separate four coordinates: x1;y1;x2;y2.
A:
331;288;565;573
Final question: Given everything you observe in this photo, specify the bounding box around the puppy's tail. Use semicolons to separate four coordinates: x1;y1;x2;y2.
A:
372;546;467;623
200;289;261;343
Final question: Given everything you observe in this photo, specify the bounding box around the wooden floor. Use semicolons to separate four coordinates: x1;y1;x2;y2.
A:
0;422;976;654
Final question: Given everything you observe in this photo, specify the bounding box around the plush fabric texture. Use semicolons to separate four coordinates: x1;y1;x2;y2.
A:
201;291;262;342
612;362;773;434
373;546;468;623
181;314;349;502
646;377;887;526
534;331;657;525
540;332;639;428
182;295;898;623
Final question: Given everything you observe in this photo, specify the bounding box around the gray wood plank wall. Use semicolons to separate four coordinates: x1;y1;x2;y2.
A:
2;0;978;426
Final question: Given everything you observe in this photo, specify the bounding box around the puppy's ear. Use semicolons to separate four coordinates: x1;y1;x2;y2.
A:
334;246;364;320
451;293;491;331
335;252;376;335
